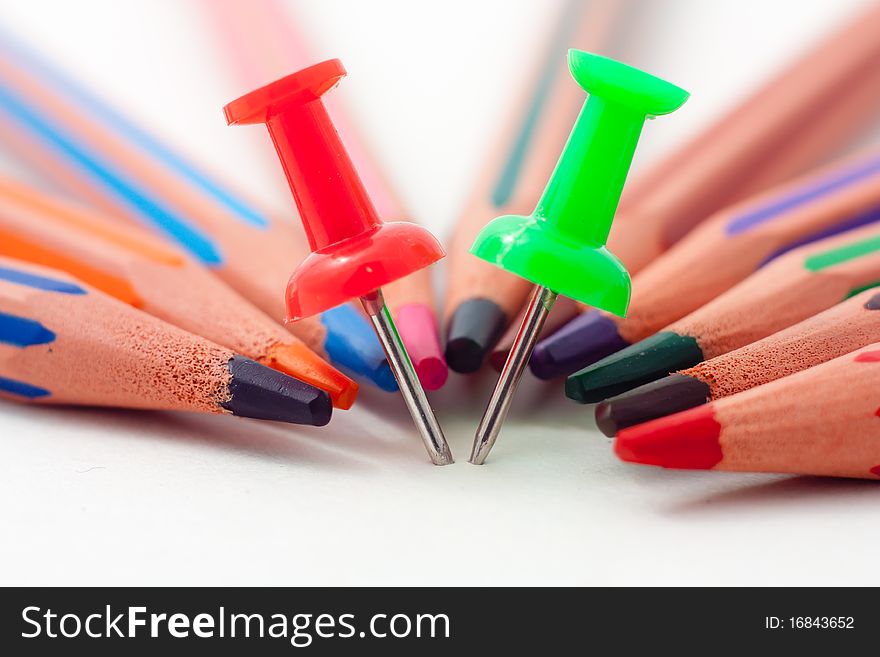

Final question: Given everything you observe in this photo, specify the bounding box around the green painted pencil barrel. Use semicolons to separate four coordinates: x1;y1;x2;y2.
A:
469;50;689;316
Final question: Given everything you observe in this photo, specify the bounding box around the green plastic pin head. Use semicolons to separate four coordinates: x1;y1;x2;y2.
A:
469;50;689;316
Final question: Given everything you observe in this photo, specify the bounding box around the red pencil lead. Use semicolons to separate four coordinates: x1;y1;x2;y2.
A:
614;405;723;470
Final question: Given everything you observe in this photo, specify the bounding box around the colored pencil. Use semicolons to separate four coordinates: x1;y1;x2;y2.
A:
443;0;621;373
201;0;448;390
566;223;880;403
614;343;880;479
532;150;880;379
0;257;331;425
606;2;880;274
0;28;396;392
0;177;358;409
595;287;880;435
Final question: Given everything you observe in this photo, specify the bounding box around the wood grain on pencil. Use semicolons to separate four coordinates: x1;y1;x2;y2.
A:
608;3;880;273
0;178;358;408
0;257;332;425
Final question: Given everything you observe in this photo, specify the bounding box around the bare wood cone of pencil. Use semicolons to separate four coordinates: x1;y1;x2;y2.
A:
469;51;688;464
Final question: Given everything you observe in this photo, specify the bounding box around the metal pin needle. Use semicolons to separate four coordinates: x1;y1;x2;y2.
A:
470;285;558;464
361;290;454;466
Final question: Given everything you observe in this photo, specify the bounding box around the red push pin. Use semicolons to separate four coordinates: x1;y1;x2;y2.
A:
224;59;453;465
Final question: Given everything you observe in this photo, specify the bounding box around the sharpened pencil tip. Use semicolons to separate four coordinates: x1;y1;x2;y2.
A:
488;347;508;373
566;331;704;403
224;356;332;426
264;342;358;410
445;298;507;373
530;310;629;379
320;305;398;392
595;374;712;436
615;404;723;470
445;336;486;374
396;303;448;390
370;361;399;392
414;355;449;391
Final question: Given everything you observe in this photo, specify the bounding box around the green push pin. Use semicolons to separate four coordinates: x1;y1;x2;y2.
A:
469;49;689;465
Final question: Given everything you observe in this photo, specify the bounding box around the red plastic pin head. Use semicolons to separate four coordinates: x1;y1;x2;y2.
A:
224;59;445;321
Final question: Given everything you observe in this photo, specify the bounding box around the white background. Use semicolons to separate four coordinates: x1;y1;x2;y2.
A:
1;0;879;586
